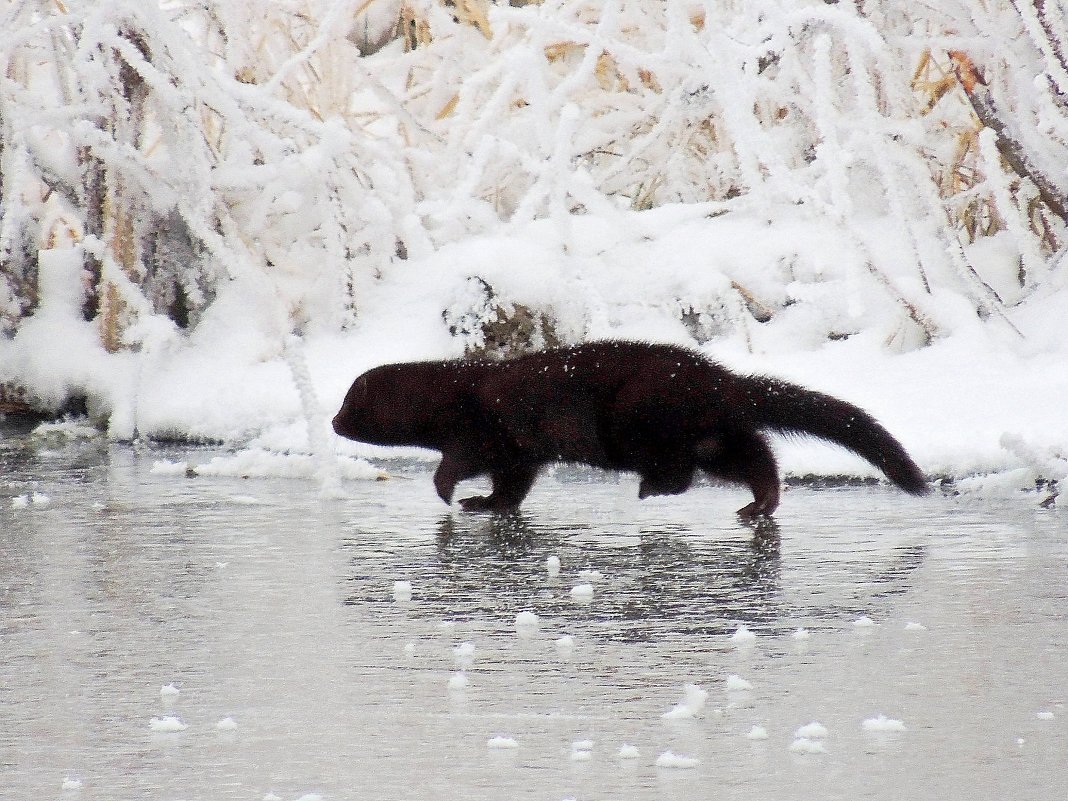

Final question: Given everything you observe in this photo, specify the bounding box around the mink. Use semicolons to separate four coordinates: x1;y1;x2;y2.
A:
332;341;928;517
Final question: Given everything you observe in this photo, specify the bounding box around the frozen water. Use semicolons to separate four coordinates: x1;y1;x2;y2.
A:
1;428;1066;800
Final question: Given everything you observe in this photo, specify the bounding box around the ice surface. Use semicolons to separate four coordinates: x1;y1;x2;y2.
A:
4;440;1067;801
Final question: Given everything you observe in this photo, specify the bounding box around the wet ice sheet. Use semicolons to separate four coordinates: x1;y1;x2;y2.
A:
1;431;1066;800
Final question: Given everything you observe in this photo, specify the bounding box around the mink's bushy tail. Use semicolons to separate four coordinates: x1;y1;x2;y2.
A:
744;376;929;495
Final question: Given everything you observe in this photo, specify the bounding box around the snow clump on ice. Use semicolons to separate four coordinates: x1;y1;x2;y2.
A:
725;674;753;691
569;583;594;603
862;714;906;732
655;751;699;769
730;625;757;643
662;683;708;719
149;716;188;732
486;736;519;749
515;610;539;634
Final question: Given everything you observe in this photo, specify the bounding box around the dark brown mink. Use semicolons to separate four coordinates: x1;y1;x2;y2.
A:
332;341;928;517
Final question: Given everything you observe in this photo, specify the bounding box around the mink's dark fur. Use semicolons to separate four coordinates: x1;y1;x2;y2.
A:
332;341;928;517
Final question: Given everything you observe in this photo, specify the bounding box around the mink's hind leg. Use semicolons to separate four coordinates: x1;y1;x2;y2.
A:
696;431;781;517
459;463;539;513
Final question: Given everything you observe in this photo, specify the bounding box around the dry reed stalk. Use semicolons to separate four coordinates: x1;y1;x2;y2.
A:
399;4;433;51
452;0;493;39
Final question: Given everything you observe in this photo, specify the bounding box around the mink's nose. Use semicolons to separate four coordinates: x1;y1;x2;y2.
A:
331;414;344;435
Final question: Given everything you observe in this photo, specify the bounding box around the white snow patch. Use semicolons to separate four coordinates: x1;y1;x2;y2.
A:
215;716;239;731
794;721;829;739
569;583;595;603
1037;710;1055;720
789;738;828;755
149;716;188;732
792;627;812;640
454;641;476;668
853;615;876;628
904;621;928;631
159;683;181;698
515;610;539;633
392;581;413;602
618;744;640;759
726;674;753;692
447;673;469;691
61;777;83;791
546;555;561;576
862;714;906;732
487;736;519;749
662;683;708;719
655;751;699;769
730;625;757;643
187;448;384;482
746;725;770;740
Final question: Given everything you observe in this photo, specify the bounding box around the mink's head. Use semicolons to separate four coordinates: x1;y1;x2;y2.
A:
332;364;430;447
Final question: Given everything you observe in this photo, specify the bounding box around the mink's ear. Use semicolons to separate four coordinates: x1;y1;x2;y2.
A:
348;375;368;405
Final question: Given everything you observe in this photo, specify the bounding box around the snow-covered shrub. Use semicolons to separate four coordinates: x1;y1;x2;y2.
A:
1;0;1066;425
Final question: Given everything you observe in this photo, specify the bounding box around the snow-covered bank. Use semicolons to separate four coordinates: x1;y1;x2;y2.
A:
5;208;1065;494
